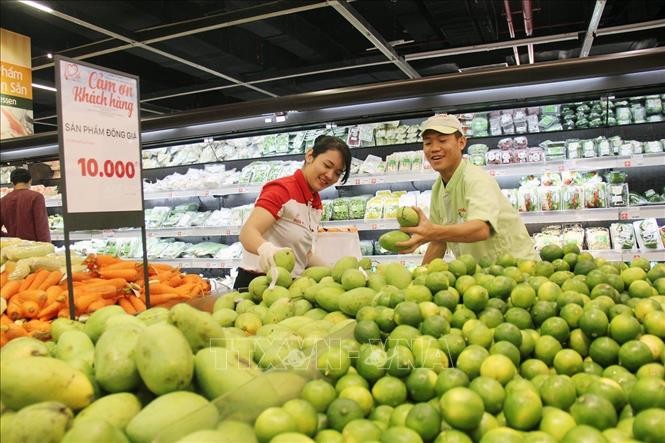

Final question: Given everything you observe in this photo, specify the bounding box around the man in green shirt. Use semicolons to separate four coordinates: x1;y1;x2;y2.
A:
397;114;536;264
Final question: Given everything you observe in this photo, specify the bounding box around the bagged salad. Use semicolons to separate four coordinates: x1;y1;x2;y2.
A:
609;223;637;250
633;219;664;249
586;227;611;250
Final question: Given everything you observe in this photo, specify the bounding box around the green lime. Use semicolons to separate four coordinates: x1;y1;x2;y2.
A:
356;345;387;383
570;394;617;430
339;387;374;416
540;407;576;441
335;373;369;394
560;425;607;443
479;307;504;328
470;376;506;415
586;377;626;411
435;368;469;396
560;304;584;329
540;316;570;343
302;380;337;413
520;359;550;380
511;283;537;309
490;341;521;367
387;325;421;350
406;368;438;402
380;426;423;443
493;322;523;348
504;307;534;329
539;375;577;410
568;329;591;358
480;354;516;386
609;314;642;345
531;301;558;327
579;309;609;339
317;347;351;379
372;376;408;407
386;345;415;378
534;335;562;366
283;398;319;436
463;285;489;312
314;429;344;443
341;419;381;443
439;333;466;364
354;320;382;344
644;311;665;338
370;404;394;424
420;315;450;338
254;406;298;442
589;336;620;367
456;345;490;379
540;244;564;262
503;387;543;431
619;340;654;372
395;302;424;327
326;398;364;432
434;429;473;443
440;387;485;431
628;377;665;412
405;402;441;441
633;408;665;443
389;403;414;427
553;349;583;376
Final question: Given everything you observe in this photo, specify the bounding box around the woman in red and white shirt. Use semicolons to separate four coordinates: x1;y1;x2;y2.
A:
234;136;352;290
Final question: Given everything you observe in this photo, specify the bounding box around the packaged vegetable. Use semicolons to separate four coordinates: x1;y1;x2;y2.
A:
562;225;585;249
645;95;663;114
539;187;561;211
610;224;636;250
633;219;664;249
586;227;611;250
501;189;519;210
348;195;372;219
364;196;385;220
583;182;607;209
533;233;562;250
541;172;562;186
383;196;401;219
561;185;583;210
518;187;539;212
331;198;350;220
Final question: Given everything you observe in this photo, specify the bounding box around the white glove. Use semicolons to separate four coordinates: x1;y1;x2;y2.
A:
257;242;291;273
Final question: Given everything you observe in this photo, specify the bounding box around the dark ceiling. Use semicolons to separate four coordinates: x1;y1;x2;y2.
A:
1;0;664;134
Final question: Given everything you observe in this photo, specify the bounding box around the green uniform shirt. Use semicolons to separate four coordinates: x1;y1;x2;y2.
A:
430;160;537;262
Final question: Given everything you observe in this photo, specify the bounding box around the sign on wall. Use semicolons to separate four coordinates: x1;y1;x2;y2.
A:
56;57;142;214
0;28;33;140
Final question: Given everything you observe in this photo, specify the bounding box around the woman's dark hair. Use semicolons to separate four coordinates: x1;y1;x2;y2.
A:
311;135;352;184
10;168;31;185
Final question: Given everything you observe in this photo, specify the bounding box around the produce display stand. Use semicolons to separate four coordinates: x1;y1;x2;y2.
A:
53;56;152;312
153;321;356;443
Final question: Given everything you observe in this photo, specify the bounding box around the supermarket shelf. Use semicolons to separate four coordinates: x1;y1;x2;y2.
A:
51;225;242;241
50;205;664;241
42;153;665;206
151;258;241;269
63;248;664;271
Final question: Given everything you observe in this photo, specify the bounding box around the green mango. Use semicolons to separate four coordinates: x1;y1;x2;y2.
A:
94;325;143;393
83;305;125;342
0;337;49;361
4;401;72;443
73;392;142;430
169;303;226;352
62;418;128;443
194;347;261;400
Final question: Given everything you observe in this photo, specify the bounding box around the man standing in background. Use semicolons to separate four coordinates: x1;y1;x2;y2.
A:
0;168;51;242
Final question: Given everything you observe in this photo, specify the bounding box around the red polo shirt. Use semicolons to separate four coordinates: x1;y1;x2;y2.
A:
0;189;51;242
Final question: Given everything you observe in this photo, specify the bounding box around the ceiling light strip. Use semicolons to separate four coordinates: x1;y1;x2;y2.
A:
580;0;607;58
20;1;277;97
327;0;420;79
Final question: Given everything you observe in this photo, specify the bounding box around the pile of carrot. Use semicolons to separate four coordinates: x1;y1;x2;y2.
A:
1;254;210;346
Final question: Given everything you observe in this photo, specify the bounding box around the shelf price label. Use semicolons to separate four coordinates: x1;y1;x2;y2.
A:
619;207;641;220
56;58;142;214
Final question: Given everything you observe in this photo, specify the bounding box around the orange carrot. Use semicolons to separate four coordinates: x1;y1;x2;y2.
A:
57;307;70;318
45;286;63;303
147;283;175;295
4;322;28;340
148;292;184;305
22;300;41;319
6;300;23;320
101;261;138;271
72;271;94;281
0;280;21;300
75;293;100;313
128;296;146;313
0;271;8;288
118;297;137;314
87;298;115;312
168;274;183;287
38;301;62;320
81;285;118;299
15;290;48;306
38;271;63;290
98;269;139;281
25;320;51;340
95;254;121;267
0;314;11;326
28;269;50;290
19;273;37;292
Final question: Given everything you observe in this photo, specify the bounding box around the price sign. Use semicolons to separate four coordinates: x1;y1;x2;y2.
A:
56;58;142;214
488;169;496;176
354;178;362;185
